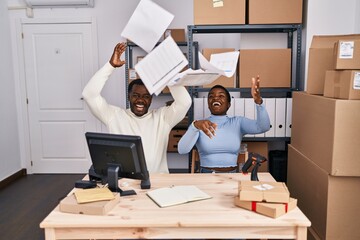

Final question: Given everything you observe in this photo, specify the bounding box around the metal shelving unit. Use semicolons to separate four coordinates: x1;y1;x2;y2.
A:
186;24;303;171
187;24;303;93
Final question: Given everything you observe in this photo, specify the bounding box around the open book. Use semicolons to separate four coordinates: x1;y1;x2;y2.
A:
147;185;212;208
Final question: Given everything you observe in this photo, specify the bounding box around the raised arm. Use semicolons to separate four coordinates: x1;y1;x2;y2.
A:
241;76;270;134
163;85;192;128
82;42;126;124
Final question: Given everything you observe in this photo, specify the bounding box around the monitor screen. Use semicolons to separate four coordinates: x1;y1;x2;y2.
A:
85;132;151;195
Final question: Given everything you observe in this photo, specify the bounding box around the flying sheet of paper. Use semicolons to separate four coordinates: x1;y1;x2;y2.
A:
168;51;239;86
134;36;188;95
168;68;220;86
121;0;174;53
199;51;239;77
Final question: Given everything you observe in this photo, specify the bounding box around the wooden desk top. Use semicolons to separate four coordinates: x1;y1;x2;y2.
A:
40;173;311;239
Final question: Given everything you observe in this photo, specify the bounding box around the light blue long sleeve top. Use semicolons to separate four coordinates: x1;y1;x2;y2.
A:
178;104;270;168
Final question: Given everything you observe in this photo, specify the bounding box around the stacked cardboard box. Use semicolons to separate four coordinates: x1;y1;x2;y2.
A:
288;91;360;239
194;0;303;25
307;34;360;95
234;180;297;218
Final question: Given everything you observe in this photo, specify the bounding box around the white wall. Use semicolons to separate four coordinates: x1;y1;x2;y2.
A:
2;0;360;179
0;0;22;181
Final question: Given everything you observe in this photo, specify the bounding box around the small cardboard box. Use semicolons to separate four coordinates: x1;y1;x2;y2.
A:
202;48;236;88
194;0;245;25
167;129;186;152
239;49;291;88
288;144;360;239
164;29;185;42
248;0;303;24
324;70;360;100
238;180;290;203
291;91;360;176
59;193;120;215
234;197;297;218
334;39;360;69
306;34;360;95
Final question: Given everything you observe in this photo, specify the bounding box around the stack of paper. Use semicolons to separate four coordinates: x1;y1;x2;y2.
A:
121;0;239;95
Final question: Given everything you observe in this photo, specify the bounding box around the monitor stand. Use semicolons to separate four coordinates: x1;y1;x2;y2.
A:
140;178;151;189
107;165;136;196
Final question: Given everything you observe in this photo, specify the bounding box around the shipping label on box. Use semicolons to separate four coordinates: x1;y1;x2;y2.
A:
238;180;290;203
334;40;360;69
234;196;297;218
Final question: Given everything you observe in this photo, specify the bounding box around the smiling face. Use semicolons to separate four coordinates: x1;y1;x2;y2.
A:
207;87;231;115
128;84;152;117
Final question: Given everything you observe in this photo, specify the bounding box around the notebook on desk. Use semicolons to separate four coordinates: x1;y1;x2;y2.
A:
146;185;212;208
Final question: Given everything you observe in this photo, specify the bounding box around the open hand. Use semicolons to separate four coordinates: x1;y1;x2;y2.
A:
109;42;126;68
251;75;263;105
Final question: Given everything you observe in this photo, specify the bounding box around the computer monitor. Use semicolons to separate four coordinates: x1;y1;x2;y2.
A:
85;132;151;196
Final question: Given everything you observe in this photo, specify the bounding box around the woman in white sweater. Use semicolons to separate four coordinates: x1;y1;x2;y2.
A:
82;42;191;173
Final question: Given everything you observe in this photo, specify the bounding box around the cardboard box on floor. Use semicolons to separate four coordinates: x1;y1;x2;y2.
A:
234;197;297;218
291;91;360;176
306;34;360;95
237;180;290;203
239;49;291;88
287;144;360;240
59;193;120;215
334;39;360;69
194;0;245;25
248;0;303;24
202;48;236;88
238;141;268;172
324;70;360;100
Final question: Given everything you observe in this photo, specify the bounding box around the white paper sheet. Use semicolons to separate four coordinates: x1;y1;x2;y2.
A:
168;51;239;87
134;36;188;95
121;0;174;53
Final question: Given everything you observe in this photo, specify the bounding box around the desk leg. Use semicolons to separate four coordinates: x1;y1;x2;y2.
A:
44;228;56;240
296;226;307;240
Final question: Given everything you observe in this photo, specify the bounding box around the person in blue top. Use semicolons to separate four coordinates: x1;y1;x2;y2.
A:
178;76;270;173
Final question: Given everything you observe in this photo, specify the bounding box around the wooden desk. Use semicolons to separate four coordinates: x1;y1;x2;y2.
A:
40;173;311;239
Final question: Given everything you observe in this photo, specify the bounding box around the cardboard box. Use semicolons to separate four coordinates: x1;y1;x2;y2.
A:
324;70;360;100
238;142;268;172
248;0;303;24
334;39;360;69
291;91;360;176
164;29;186;42
287;144;360;240
202;48;236;88
167;129;186;152
307;34;360;95
59;193;120;215
194;0;245;25
239;49;291;88
234;197;297;218
237;180;290;203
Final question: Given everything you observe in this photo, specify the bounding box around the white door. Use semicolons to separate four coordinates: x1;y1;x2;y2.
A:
22;22;99;173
